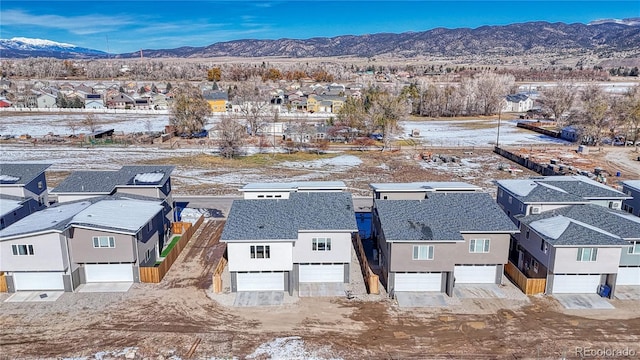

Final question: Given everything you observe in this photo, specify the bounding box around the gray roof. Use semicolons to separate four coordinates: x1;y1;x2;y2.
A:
52;165;174;194
497;176;628;203
370;182;480;192
0;200;94;239
221;192;358;241
622;180;640;192
240;181;346;192
517;204;640;245
0;163;50;185
375;192;519;242
69;198;163;234
0;198;25;217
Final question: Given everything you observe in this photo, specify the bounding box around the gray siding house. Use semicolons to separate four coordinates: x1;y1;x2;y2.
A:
239;181;347;200
221;191;358;294
497;176;630;225
373;192;519;297
622;180;640;217
513;204;640;296
0;201;93;292
0;163;51;218
370;182;480;201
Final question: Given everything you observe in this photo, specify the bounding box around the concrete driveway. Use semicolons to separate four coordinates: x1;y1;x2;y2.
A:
395;292;447;308
76;282;132;293
5;291;64;303
454;284;507;299
234;291;284;307
554;294;614;309
614;286;640;300
298;283;345;297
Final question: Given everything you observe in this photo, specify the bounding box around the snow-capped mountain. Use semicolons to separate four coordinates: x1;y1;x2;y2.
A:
0;37;108;59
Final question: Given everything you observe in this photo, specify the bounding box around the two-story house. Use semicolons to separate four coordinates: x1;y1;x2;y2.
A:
496;176;630;225
622;180;640;217
513;204;639;296
239;181;347;199
221;191;358;295
373;192;518;297
0;163;51;228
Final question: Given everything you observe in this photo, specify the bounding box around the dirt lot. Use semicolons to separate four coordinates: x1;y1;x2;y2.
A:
1;219;639;360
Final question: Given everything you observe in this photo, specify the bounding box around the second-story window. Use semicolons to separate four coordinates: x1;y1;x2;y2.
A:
312;238;331;251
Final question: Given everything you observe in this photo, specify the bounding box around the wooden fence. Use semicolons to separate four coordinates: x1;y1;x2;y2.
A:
0;272;7;292
140;215;205;283
172;221;192;234
505;261;546;295
494;147;563;176
212;257;227;293
516;122;561;138
352;233;379;294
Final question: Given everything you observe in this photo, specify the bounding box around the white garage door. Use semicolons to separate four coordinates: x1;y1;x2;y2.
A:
617;267;640;285
394;272;442;292
299;264;344;283
454;265;497;284
552;274;601;293
13;272;65;291
237;272;284;291
85;264;134;282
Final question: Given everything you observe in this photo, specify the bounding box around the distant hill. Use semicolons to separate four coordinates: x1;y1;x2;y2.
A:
0;37;108;59
3;19;640;59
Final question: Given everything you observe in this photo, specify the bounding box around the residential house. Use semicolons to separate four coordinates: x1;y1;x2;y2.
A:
203;90;228;113
36;92;58;109
0;195;34;230
51;165;175;227
239;181;347;199
107;93;135;109
84;94;105;109
151;93;169;110
0;98;12;108
373;192;519;296
0;196;165;291
66;197;165;284
306;94;346;113
0;200;94;292
512;204;639;296
622;180;640;217
0;163;51;214
370;182;481;201
221;191;358;294
561;126;580;143
133;98;152;110
503;93;534;113
496;176;630;225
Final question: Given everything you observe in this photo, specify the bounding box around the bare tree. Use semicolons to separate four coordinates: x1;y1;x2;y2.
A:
615;85;640;146
368;91;410;150
474;72;515;115
570;84;612;145
66;118;79;136
336;96;367;140
215;115;245;158
82;113;99;133
539;82;576;124
234;82;271;136
169;83;211;135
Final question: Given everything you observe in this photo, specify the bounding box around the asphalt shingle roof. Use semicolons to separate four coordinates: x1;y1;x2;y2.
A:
52;165;174;193
0;163;50;185
375;192;519;242
517;204;640;245
221;192;358;241
498;176;628;203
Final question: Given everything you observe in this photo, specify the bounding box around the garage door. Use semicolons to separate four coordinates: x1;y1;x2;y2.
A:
454;265;497;284
394;272;442;292
299;264;344;283
85;264;134;282
13;272;65;291
617;267;640;285
237;272;284;291
552;274;601;293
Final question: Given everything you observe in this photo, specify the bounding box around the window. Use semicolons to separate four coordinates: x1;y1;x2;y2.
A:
532;259;539;273
250;245;270;259
93;236;115;248
498;188;503;198
541;240;548;254
508;196;512;204
577;248;598;262
38;181;43;189
628;241;640;255
145;248;153;262
257;195;265;198
469;239;490;253
312;237;331;251
11;244;34;256
412;245;434;260
525;230;530;239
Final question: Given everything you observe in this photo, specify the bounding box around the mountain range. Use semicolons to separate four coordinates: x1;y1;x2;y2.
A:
1;19;639;59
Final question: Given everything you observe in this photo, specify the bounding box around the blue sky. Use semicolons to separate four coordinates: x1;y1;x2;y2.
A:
1;1;639;53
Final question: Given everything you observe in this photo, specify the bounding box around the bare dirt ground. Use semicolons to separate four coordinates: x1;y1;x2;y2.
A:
1;219;639;360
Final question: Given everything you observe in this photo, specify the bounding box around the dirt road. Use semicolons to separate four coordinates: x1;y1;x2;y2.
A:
1;219;638;359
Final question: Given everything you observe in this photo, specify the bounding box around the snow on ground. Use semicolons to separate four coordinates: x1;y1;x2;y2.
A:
279;155;362;170
400;120;571;147
245;337;341;360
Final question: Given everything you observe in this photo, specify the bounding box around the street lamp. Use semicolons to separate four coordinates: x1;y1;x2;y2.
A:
495;108;502;149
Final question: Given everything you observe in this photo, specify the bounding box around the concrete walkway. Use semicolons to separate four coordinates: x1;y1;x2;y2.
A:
298;283;345;297
554;294;614;309
76;282;133;293
395;292;448;308
234;291;284;307
5;291;64;303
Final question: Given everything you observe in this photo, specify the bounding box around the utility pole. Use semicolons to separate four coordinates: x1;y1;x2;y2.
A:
495;108;502;149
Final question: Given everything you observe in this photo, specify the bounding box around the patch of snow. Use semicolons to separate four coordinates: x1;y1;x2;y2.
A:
133;172;164;183
246;336;341;360
280;155;362;171
10;37;75;48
